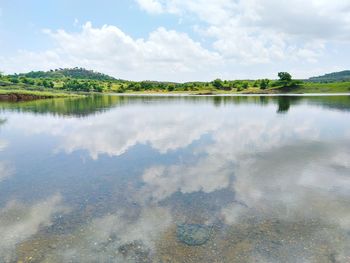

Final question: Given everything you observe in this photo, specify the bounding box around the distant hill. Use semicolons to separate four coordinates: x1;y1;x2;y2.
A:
309;70;350;83
13;68;116;81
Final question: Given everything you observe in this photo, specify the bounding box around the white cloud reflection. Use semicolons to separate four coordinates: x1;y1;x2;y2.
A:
0;139;12;183
5;102;322;161
139;115;321;202
0;139;8;151
44;206;172;262
0;194;67;262
141;157;233;202
0;161;13;183
3;99;350;261
223;143;350;225
6;105;222;159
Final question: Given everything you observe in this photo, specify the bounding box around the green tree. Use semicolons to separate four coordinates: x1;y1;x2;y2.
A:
237;86;244;92
167;85;175;92
116;85;126;93
133;83;141;91
277;72;301;88
260;79;270;89
42;80;49;88
212;79;224;89
127;83;135;90
140;81;153;90
63;80;90;92
278;72;292;82
10;77;19;84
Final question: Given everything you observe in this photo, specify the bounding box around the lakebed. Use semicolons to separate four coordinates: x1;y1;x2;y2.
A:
0;95;349;262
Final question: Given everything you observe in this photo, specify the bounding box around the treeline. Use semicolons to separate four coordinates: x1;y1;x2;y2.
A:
5;76;55;88
0;70;301;93
115;72;300;93
308;70;350;83
10;67;116;81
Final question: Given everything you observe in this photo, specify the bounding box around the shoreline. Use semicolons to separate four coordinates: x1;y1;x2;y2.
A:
0;89;349;102
111;92;350;97
0;90;83;101
0;93;53;101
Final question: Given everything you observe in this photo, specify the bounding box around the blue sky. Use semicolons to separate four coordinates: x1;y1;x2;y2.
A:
0;0;182;51
1;0;350;81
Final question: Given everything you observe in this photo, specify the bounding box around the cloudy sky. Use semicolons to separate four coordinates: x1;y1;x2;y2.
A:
1;0;350;81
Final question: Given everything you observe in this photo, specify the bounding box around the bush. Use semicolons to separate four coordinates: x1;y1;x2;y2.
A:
116;86;126;93
10;78;19;84
167;85;175;92
212;79;224;89
63;80;91;92
260;79;270;89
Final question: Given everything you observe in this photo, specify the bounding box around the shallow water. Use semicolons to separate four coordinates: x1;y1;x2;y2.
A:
0;95;349;263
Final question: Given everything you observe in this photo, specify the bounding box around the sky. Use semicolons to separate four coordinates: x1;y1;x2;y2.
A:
0;0;350;82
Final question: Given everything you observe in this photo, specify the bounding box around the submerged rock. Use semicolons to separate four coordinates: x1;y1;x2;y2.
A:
118;241;151;263
176;224;212;246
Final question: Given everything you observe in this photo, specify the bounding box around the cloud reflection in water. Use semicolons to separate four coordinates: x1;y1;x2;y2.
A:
0;96;349;262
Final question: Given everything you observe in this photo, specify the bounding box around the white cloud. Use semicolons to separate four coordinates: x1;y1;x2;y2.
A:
136;0;164;14
134;0;350;69
1;1;350;80
137;0;350;40
2;22;221;81
73;18;79;27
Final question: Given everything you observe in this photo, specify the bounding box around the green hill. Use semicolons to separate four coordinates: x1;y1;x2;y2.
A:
12;67;116;81
309;70;350;83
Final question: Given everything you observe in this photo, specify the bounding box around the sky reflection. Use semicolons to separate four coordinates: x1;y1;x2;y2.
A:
0;95;349;262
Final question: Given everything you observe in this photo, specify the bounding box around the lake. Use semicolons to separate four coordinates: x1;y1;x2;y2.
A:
0;95;349;262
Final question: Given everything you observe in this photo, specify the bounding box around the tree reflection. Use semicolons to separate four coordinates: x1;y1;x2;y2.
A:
0;118;6;126
0;95;350;118
277;97;291;113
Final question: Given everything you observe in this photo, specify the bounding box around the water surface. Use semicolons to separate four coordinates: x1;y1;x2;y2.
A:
0;95;349;262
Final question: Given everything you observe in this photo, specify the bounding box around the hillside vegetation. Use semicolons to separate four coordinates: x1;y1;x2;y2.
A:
0;68;349;96
308;70;350;83
11;67;116;81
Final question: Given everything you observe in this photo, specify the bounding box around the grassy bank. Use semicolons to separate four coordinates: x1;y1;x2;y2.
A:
124;82;350;95
1;72;350;100
1;82;350;100
0;87;83;101
288;82;350;93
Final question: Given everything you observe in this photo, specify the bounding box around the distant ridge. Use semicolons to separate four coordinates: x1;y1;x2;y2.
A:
12;67;116;81
309;70;350;83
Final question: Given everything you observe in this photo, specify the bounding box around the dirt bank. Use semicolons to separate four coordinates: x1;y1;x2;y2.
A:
0;93;54;101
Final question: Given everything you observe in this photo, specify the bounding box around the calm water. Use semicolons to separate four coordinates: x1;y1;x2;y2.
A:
0;95;350;263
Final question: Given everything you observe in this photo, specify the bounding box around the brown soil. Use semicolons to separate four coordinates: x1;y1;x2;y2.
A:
0;93;52;101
